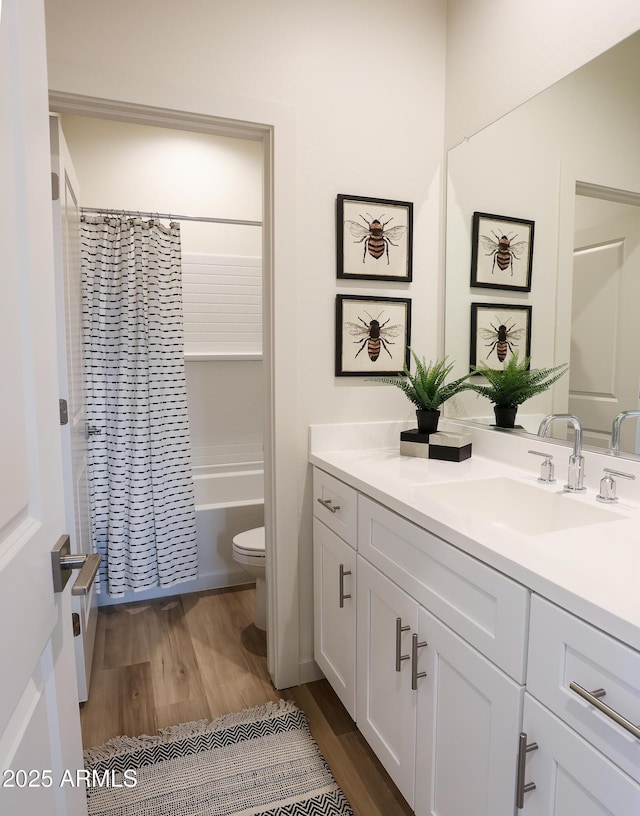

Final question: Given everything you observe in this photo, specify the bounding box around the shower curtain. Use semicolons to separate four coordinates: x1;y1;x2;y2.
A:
81;215;198;597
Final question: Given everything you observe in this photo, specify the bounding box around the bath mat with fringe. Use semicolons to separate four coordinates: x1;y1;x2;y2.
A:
83;699;354;816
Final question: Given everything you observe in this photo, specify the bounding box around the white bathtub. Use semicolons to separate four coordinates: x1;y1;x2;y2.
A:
98;464;264;607
193;464;265;591
193;464;264;509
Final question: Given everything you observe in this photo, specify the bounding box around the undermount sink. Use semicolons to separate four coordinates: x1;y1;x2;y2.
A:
414;477;626;535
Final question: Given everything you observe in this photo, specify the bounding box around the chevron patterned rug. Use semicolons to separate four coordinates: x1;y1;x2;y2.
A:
83;699;353;816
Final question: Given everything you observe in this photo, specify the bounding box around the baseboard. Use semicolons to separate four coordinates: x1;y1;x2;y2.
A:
299;657;324;685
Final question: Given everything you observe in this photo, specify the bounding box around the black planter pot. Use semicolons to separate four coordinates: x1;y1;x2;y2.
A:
493;405;518;428
416;409;440;434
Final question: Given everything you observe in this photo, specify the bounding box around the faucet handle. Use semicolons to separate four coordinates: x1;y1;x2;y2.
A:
596;468;636;504
528;450;556;484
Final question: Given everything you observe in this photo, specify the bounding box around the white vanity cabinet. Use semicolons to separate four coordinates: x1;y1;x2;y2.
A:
313;469;358;718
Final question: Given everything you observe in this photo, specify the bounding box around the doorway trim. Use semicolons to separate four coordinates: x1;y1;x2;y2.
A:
48;90;300;689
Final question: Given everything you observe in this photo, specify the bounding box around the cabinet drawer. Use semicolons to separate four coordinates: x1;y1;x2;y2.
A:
313;468;357;546
358;494;529;682
528;595;640;784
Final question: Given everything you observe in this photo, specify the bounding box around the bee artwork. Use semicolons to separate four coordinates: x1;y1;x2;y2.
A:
470;212;535;292
470;303;532;369
337;194;413;282
344;214;408;265
479;231;529;276
481;317;524;362
336;295;411;376
345;310;404;362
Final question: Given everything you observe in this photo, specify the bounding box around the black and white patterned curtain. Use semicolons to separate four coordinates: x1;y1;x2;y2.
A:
81;215;197;597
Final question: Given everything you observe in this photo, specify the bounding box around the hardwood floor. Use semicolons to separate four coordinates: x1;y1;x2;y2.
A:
81;585;412;816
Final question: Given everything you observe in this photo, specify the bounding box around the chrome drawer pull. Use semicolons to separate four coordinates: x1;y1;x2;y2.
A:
317;497;341;514
339;564;351;608
570;682;640;740
515;732;538;809
411;633;427;690
395;617;410;671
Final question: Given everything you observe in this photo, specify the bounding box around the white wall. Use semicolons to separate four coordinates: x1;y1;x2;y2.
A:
445;0;640;148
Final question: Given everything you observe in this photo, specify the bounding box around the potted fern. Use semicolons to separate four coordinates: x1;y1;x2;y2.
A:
469;353;568;428
369;351;474;433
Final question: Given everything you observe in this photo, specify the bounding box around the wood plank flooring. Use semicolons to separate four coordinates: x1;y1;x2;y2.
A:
81;585;412;816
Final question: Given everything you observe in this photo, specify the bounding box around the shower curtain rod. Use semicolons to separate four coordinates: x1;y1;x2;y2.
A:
81;206;262;228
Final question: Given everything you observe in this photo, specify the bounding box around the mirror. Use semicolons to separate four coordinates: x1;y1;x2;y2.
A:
444;30;640;458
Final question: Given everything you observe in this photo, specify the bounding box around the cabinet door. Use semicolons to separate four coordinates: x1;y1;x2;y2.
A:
520;695;640;816
313;518;357;718
415;605;524;816
357;556;418;807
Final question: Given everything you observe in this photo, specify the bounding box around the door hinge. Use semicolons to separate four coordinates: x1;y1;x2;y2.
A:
72;612;81;638
59;398;68;425
51;171;60;201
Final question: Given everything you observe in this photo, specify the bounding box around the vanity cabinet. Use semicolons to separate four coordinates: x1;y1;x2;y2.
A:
312;469;358;718
311;463;640;815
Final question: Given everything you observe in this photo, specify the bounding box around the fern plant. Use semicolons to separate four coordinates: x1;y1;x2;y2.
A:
369;351;474;411
469;353;568;409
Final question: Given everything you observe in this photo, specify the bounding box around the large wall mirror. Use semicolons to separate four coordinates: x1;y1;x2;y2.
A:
444;30;640;459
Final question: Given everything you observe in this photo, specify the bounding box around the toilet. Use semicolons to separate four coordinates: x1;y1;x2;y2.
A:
232;526;266;630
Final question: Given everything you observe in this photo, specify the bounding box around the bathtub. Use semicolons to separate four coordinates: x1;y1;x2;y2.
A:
193;464;265;593
98;464;264;606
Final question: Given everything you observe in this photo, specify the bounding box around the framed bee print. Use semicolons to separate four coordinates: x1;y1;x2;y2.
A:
335;294;411;376
337;194;413;282
470;302;532;369
470;211;534;292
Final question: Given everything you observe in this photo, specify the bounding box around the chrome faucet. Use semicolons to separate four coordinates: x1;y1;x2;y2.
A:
537;414;586;492
610;410;640;453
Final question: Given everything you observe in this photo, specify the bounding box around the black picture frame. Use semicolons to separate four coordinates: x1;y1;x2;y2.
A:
470;211;534;292
337;194;413;282
335;294;411;376
470;302;532;369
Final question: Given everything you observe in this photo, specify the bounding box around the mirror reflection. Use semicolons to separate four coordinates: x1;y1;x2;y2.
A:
444;30;640;458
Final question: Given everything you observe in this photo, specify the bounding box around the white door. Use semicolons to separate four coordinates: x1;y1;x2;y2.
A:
570;195;640;451
50;115;97;703
521;695;640;815
356;556;417;806
0;1;88;814
313;518;356;718
414;605;524;816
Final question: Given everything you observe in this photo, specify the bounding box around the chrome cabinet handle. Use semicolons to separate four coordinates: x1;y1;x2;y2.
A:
570;682;640;740
515;732;538;808
411;633;427;690
51;535;102;596
395;617;410;671
339;564;351;608
317;497;341;514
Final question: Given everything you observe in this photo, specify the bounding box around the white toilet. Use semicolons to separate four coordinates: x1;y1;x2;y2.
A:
232;526;266;630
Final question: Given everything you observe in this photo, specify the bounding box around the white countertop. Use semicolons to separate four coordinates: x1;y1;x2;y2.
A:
309;421;640;653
